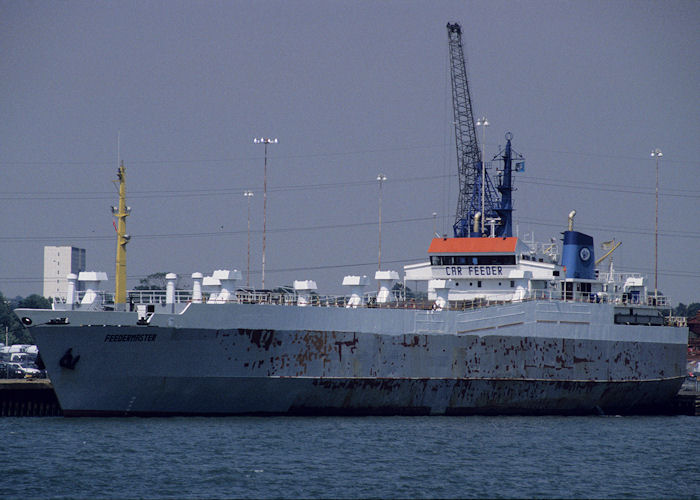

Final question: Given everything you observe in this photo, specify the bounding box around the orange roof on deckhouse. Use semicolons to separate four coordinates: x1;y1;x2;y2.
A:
428;237;518;254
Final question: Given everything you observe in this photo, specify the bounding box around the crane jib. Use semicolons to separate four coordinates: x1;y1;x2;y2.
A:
446;22;523;239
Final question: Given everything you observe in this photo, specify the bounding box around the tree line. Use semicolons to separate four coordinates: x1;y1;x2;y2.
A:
674;303;700;321
0;292;50;345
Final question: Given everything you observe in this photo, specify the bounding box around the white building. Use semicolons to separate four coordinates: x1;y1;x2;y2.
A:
43;246;86;300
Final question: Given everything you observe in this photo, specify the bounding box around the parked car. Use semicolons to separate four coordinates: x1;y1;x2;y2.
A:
1;361;24;379
5;362;44;379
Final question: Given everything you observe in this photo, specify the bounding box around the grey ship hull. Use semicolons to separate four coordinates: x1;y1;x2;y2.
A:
17;301;687;416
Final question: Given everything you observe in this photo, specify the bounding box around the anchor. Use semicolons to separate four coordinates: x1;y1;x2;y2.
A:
59;348;80;370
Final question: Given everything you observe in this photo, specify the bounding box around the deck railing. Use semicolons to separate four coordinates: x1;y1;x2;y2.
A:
51;286;675;315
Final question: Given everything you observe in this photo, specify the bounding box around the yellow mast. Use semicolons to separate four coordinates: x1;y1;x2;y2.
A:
114;161;130;305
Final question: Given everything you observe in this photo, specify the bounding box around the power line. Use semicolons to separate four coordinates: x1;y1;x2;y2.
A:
0;216;435;242
516;217;700;239
1;170;697;201
3;213;700;243
0;175;440;200
1;141;698;169
517;178;699;199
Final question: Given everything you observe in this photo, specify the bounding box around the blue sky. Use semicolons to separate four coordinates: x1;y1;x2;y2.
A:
1;0;699;304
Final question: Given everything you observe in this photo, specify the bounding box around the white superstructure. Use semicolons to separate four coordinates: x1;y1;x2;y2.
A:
42;246;86;301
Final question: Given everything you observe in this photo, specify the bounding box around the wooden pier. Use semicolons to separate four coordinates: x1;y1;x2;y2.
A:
676;389;700;416
0;379;62;416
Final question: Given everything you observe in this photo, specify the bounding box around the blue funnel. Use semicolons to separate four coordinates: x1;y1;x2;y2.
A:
562;231;595;279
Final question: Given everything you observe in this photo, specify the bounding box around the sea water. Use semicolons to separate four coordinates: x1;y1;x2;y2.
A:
1;416;698;499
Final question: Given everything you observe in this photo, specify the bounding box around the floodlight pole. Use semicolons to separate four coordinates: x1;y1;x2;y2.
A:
651;148;662;304
254;137;277;289
244;190;254;287
476;117;489;233
377;174;387;271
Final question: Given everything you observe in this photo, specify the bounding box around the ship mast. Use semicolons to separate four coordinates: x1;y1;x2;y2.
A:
113;161;130;306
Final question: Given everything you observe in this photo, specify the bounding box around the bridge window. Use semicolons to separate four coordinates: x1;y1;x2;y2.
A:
431;255;516;266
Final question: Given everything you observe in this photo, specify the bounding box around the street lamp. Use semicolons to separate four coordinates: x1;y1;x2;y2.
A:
651;148;663;304
243;190;254;287
377;174;387;271
476;117;489;233
253;137;277;289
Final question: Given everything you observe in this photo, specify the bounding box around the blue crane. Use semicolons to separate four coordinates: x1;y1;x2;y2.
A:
447;22;524;238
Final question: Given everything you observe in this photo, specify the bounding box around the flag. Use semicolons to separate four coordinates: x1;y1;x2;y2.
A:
601;239;615;250
515;161;525;172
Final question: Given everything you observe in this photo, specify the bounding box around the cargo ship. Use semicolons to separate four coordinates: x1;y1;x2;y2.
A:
14;22;687;416
14;211;688;416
